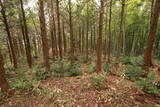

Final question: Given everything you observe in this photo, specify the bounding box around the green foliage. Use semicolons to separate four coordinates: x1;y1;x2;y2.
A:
130;56;144;66
103;62;114;74
90;74;106;90
136;72;160;95
35;69;50;81
120;56;144;66
53;60;82;77
124;65;144;81
120;57;131;64
89;63;96;73
11;78;33;90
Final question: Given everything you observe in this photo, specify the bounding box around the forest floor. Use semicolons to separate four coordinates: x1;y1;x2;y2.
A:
0;57;160;107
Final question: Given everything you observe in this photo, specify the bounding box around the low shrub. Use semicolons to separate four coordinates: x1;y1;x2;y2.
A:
90;74;106;90
11;78;33;90
120;57;131;64
130;56;144;66
136;72;160;95
35;69;50;81
124;65;144;81
53;60;82;77
120;56;144;66
89;63;96;73
103;62;114;74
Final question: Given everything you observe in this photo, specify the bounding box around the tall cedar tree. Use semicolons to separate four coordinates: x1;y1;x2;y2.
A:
39;0;50;71
56;0;63;59
116;0;125;62
108;0;112;62
86;3;89;61
69;0;74;62
144;0;160;67
0;48;9;93
50;0;58;59
0;0;18;68
20;0;32;68
63;22;67;54
96;0;104;72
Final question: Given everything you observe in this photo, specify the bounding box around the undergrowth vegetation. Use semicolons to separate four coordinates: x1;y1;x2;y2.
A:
52;59;82;77
90;74;107;90
1;56;160;106
136;72;160;95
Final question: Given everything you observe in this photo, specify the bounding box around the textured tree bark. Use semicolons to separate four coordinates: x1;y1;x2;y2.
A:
63;22;67;55
51;0;58;59
82;27;85;54
39;0;50;71
56;0;63;59
0;0;18;68
20;0;32;68
144;0;160;67
104;5;108;60
0;49;9;93
6;39;13;64
107;0;112;63
116;0;125;62
79;26;82;53
96;0;104;72
69;0;74;62
86;3;89;61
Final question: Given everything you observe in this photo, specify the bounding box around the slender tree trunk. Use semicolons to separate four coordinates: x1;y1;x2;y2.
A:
0;0;18;68
82;27;85;54
86;3;89;61
93;25;96;52
6;39;12;64
104;5;108;60
33;36;37;57
108;0;112;62
39;0;50;71
91;26;93;52
68;0;74;61
150;0;155;24
56;0;63;59
96;0;104;72
63;22;67;55
116;0;125;62
20;0;32;68
51;0;58;59
144;0;160;67
0;48;9;93
17;32;25;56
79;26;81;53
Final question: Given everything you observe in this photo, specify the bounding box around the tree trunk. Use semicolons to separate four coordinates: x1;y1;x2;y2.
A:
63;22;67;55
107;0;112;62
116;0;125;62
0;0;18;69
144;0;160;67
96;0;104;72
104;5;108;60
69;0;74;62
82;27;85;54
79;26;82;53
51;0;58;59
39;0;50;71
6;39;13;64
56;0;63;59
20;0;32;68
17;32;25;56
86;3;89;61
0;48;9;93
